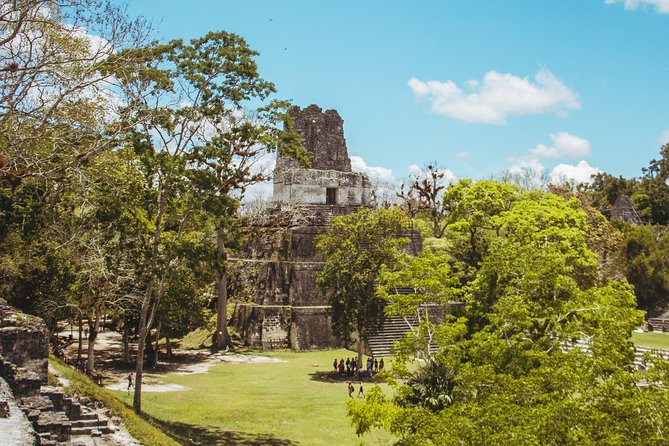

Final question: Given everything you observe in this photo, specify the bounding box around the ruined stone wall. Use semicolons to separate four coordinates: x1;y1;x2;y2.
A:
231;201;366;350
0;299;49;393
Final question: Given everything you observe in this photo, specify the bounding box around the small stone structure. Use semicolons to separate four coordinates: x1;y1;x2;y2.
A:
231;105;375;350
0;299;113;445
610;194;643;225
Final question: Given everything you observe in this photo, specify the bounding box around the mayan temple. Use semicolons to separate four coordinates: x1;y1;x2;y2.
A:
230;105;374;350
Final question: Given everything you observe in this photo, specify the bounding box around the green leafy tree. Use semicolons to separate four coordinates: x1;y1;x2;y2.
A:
348;185;667;445
316;208;410;364
441;179;520;278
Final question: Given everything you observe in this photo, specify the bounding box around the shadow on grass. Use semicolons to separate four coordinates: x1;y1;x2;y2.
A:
146;415;298;446
309;370;387;384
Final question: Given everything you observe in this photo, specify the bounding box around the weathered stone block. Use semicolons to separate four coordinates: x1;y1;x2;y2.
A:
290;307;340;351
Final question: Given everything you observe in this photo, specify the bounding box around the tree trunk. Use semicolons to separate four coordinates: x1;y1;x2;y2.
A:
357;336;365;370
356;326;367;378
166;335;172;358
77;316;83;364
214;225;232;351
153;320;161;368
86;306;101;375
123;322;130;364
133;278;153;413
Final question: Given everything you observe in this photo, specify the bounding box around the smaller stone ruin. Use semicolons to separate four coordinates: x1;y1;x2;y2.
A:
0;299;113;445
610;194;643;225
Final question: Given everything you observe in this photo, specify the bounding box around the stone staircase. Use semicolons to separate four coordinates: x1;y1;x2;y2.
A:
19;386;112;445
367;314;439;357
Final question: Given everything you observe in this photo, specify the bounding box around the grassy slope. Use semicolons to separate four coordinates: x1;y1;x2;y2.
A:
631;332;669;350
113;349;394;446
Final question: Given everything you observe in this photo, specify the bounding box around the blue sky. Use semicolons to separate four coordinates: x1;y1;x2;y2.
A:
128;0;669;188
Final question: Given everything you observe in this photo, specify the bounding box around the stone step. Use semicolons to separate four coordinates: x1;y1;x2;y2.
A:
71;417;101;428
71;425;113;436
77;408;98;420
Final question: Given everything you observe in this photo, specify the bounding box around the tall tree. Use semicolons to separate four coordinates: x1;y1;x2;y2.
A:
0;0;148;180
109;31;303;413
316;208;409;365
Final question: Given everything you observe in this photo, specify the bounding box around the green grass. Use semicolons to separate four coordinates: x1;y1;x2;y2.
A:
631;331;669;350
112;349;395;446
49;356;181;446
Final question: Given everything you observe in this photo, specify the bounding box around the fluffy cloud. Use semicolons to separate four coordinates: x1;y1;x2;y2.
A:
509;158;546;175
528;132;591;159
408;164;423;177
604;0;669;14
408;69;580;124
550;160;602;184
351;155;396;184
657;129;669;145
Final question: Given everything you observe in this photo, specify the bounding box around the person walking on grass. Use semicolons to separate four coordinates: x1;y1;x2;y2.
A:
358;382;364;398
348;382;354;398
127;372;134;395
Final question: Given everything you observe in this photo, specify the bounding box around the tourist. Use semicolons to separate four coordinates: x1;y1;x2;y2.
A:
374;358;379;372
366;357;373;377
348;382;354;398
345;357;351;376
127;372;134;395
338;358;345;376
358;382;364;397
333;358;338;373
379;358;385;371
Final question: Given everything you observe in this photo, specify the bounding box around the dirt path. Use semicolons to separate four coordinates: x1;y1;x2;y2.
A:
60;328;285;393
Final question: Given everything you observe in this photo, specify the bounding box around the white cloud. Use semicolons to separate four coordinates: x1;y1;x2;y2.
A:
351;155;396;184
604;0;669;14
550;160;602;184
657;129;669;145
408;164;423;177
408;68;580;124
509;158;545;175
455;151;469;159
528;132;591;159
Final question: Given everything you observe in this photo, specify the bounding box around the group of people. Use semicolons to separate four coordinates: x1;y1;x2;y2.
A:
333;356;384;378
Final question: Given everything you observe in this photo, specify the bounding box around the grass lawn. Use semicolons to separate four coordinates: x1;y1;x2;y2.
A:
113;349;394;446
631;331;669;350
